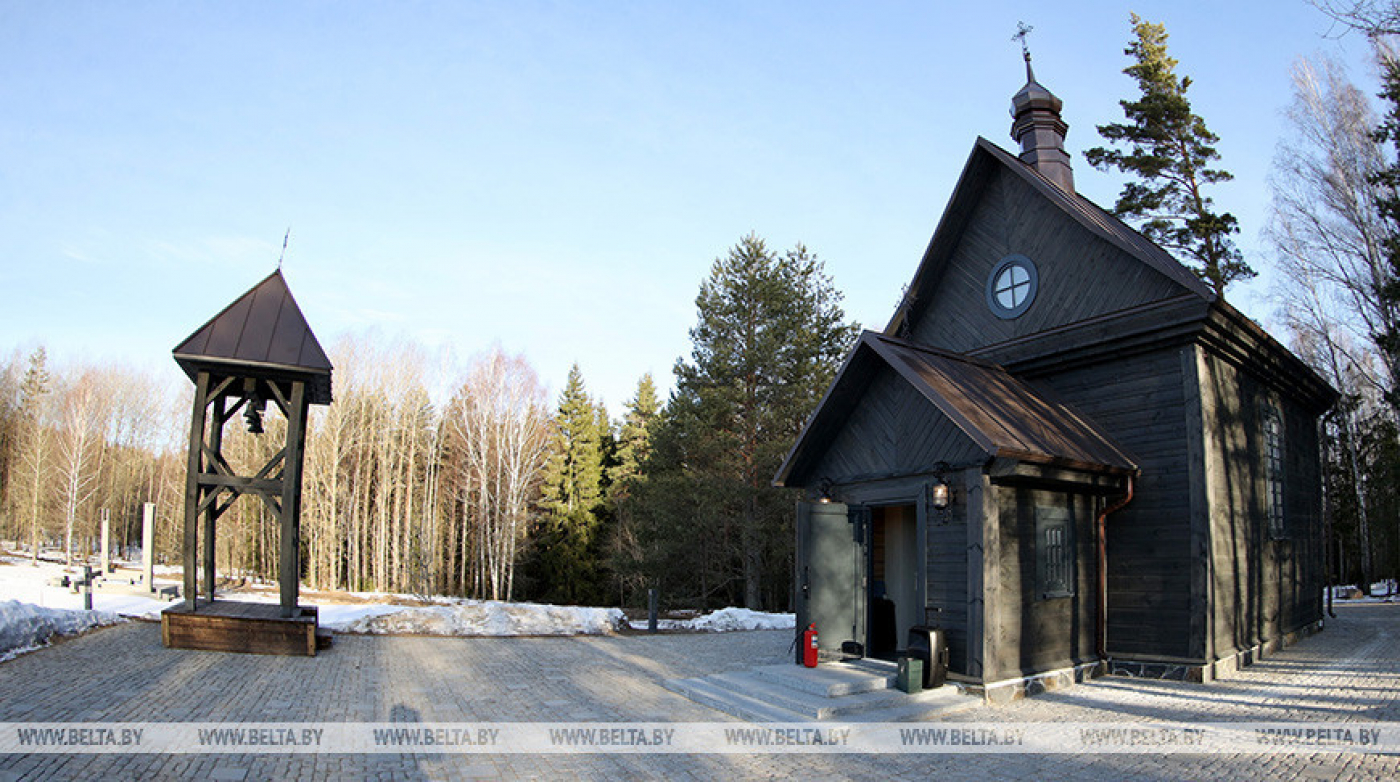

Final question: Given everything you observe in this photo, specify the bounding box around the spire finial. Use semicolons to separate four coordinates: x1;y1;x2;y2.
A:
278;227;290;270
1013;21;1035;81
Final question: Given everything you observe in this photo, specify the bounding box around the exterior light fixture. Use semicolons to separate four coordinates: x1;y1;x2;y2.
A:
931;461;952;523
818;478;834;504
931;481;951;510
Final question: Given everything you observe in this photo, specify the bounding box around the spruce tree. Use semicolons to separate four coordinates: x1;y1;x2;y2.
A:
15;348;50;562
530;364;605;604
608;373;659;499
1085;14;1252;296
604;374;660;605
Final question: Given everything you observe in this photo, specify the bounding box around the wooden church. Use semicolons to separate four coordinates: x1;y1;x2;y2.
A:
776;56;1336;701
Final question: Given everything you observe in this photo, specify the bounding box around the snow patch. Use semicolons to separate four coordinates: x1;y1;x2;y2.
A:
0;556;171;619
688;607;794;632
0;600;123;662
628;607;795;632
326;601;627;636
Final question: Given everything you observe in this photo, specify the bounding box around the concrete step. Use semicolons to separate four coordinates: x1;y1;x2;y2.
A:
716;671;963;720
664;662;978;723
662;675;804;723
753;661;896;697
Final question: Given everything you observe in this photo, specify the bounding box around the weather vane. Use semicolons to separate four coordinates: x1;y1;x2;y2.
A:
1013;21;1034;62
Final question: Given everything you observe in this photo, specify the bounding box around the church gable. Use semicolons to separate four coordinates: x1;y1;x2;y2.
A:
806;359;987;484
895;143;1204;355
776;332;1136;489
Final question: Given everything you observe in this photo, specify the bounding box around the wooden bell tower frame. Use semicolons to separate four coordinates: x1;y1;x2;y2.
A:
164;269;333;655
182;372;311;617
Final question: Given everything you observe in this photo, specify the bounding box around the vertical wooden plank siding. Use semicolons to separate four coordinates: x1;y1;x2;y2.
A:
1183;345;1213;663
182;371;210;610
1032;346;1193;659
924;481;969;674
1199;351;1324;659
964;469;995;681
985;487;1099;681
1288;407;1324;627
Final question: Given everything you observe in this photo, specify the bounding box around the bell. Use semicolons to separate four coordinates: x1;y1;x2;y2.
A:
244;395;265;435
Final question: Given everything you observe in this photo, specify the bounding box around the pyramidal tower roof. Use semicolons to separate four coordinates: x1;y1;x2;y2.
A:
173;269;333;404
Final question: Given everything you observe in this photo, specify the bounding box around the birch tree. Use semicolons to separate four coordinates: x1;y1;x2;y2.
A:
1270;51;1400;593
55;372;106;565
445;348;551;600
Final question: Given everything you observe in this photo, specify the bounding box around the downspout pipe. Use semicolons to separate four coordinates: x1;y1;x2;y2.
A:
1096;476;1134;661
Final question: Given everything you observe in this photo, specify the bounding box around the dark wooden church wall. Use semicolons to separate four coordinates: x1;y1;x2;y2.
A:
1283;400;1324;630
1198;349;1322;658
985;487;1097;681
906;167;1185;354
926;497;969;675
809;363;984;485
1031;345;1195;659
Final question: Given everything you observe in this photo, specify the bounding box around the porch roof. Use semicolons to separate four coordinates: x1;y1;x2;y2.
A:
775;332;1137;487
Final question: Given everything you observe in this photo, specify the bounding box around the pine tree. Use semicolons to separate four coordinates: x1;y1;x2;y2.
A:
529;364;606;604
1085;14;1252;296
636;234;859;610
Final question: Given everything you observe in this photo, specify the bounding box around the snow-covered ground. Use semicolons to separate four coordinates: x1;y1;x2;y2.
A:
0;555;172;618
1329;581;1400;602
629;606;794;632
332;602;627;636
0;552;795;661
0;600;123;663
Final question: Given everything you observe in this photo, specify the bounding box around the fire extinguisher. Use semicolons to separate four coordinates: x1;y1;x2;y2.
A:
802;624;819;668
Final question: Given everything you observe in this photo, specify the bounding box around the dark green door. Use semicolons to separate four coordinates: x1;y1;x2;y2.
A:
795;501;867;663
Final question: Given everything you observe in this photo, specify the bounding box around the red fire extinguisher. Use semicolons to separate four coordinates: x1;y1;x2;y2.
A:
802;624;819;668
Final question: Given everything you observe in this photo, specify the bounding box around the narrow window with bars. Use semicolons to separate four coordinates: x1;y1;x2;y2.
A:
1263;405;1287;539
1036;506;1074;599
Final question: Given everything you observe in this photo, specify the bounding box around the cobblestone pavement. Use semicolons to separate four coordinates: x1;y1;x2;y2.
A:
0;602;1397;780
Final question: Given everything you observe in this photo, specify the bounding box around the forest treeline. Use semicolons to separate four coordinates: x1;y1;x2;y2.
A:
9;7;1400;606
0;234;856;611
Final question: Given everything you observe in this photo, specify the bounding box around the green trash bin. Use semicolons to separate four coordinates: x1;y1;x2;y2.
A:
897;656;923;694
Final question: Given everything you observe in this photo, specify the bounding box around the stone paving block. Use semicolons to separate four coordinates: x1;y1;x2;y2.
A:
0;604;1398;778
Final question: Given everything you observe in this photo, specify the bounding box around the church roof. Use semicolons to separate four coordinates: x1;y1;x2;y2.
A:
775;332;1137;487
173;270;333;405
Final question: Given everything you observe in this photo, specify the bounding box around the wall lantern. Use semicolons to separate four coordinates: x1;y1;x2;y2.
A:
818;478;835;504
930;461;953;524
931;481;951;511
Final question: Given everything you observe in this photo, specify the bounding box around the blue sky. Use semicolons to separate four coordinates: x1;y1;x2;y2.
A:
0;1;1380;412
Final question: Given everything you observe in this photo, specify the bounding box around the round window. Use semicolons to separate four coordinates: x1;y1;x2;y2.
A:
986;254;1038;319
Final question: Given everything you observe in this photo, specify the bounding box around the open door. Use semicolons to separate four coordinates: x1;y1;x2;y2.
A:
794;501;867;664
